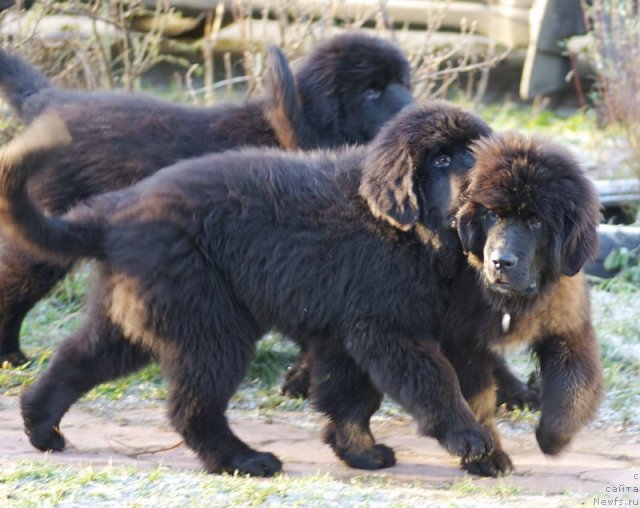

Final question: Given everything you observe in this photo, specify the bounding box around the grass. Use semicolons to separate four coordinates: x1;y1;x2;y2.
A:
445;476;521;497
590;289;640;426
0;460;576;508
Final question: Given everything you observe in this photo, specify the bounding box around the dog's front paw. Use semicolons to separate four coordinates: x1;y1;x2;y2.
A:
536;423;571;455
498;386;541;411
25;422;66;451
438;424;494;461
21;391;66;452
340;443;396;470
227;451;283;477
0;350;29;367
462;448;513;477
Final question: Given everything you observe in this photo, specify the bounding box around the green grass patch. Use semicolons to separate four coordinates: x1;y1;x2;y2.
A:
476;102;598;135
0;269;88;395
446;476;522;497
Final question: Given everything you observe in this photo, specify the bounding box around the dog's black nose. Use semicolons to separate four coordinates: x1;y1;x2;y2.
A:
490;250;517;270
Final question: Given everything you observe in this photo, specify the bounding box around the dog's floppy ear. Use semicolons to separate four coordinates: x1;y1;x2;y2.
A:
359;133;418;231
263;45;319;150
561;218;599;276
456;205;485;257
547;145;601;277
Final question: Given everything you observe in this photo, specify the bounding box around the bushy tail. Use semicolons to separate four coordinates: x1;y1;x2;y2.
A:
0;48;51;117
263;45;319;150
0;111;106;261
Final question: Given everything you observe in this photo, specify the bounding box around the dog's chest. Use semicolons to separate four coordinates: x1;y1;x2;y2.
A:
490;310;541;349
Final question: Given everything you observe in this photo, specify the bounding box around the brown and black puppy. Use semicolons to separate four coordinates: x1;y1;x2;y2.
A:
0;33;413;365
0;103;495;477
441;133;603;476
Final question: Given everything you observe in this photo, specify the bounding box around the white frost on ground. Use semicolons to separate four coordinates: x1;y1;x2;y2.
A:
0;461;581;508
590;288;640;430
592;289;640;361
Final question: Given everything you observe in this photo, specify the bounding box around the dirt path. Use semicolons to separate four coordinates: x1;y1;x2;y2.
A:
1;394;638;502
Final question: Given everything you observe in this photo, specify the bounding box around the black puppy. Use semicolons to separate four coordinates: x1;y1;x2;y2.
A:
0;33;413;365
0;102;495;476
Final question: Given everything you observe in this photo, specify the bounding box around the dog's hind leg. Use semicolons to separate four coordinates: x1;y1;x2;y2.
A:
494;354;540;411
309;343;395;470
20;310;151;451
0;247;72;365
158;296;282;477
281;346;313;398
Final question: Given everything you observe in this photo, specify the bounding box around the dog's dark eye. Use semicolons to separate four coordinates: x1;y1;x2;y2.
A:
432;154;451;169
528;217;542;229
486;210;498;221
364;88;382;100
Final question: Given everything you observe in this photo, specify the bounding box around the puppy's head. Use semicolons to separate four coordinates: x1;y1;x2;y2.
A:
456;133;600;306
294;33;414;148
359;101;492;232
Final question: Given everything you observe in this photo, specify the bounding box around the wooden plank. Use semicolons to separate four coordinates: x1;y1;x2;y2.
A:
595;179;640;207
246;0;530;47
215;19;493;54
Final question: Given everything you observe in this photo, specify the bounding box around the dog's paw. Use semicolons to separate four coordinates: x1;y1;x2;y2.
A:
228;451;283;477
26;423;66;451
280;364;310;398
0;350;29;367
462;448;513;477
21;389;66;451
323;423;395;470
438;425;493;461
536;424;571;455
341;443;396;470
498;386;541;412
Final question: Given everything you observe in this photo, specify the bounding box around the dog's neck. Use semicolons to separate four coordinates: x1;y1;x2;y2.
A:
478;271;560;337
414;223;465;283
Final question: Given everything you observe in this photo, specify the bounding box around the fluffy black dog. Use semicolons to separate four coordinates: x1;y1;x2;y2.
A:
0;102;495;476
0;33;413;365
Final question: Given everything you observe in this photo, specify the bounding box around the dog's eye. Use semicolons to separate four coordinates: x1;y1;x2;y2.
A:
364;88;382;100
432;154;451;169
486;210;498;221
528;217;542;229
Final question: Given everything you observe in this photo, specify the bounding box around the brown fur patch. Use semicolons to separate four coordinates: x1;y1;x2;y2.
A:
501;272;591;347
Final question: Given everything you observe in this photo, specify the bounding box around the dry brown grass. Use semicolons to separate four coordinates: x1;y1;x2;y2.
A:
196;0;508;105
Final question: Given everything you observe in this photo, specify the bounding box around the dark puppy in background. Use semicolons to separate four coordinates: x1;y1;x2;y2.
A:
0;32;413;365
0;103;496;477
439;133;603;476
